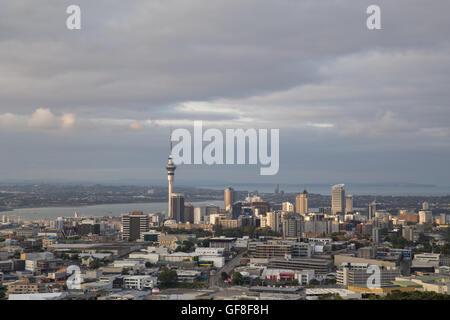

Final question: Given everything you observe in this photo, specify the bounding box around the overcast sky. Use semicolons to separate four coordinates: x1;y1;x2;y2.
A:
1;0;450;188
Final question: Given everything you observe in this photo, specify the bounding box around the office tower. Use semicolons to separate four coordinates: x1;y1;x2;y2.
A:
251;200;270;216
398;210;419;224
224;187;236;212
266;211;281;232
295;190;309;215
170;194;185;222
331;184;345;215
122;211;150;241
78;219;100;235
422;202;430;210
440;213;448;225
372;227;381;243
282;214;303;238
184;202;194;223
55;217;64;231
345;195;353;213
194;206;206;224
402;226;415;242
368;201;377;220
238;215;254;228
419;210;433;224
274;184;279;194
231;202;243;219
166;138;177;220
282;202;294;213
2;215;6;223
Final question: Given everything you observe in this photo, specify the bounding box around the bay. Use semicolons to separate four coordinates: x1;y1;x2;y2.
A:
2;200;223;221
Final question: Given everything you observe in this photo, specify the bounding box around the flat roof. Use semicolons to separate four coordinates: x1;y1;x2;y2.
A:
250;286;301;293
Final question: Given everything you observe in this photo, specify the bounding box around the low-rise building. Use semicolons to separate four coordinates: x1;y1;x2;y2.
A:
336;262;400;288
7;279;47;295
267;258;331;275
176;270;201;283
123;275;157;290
209;237;236;250
261;268;315;285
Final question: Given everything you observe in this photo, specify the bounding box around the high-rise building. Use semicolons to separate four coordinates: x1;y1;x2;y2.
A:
282;202;294;213
331;184;345;215
231;201;244;220
368;201;377;220
184;202;194;223
170;194;185;222
422;202;430;210
345;195;353;213
166;138;177;220
122;212;150;241
372;227;381;243
440;213;448;225
266;211;281;233
224;187;236;212
251;200;270;216
194;206;206;224
419;210;433;224
295;190;308;215
282;215;303;238
54;217;64;231
402;226;415;242
398;210;419;223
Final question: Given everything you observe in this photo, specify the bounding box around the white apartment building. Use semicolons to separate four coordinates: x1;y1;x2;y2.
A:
282;202;294;213
123;275;157;290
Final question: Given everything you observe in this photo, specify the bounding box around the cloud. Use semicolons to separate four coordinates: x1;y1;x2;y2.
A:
28;108;59;129
0;108;77;132
0;0;450;184
61;113;76;129
129;121;143;131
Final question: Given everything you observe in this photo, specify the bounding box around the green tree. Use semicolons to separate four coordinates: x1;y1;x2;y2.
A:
231;272;244;285
158;268;178;285
309;279;320;286
221;272;229;281
89;259;101;269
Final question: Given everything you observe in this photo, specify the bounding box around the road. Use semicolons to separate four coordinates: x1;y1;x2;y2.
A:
210;249;247;288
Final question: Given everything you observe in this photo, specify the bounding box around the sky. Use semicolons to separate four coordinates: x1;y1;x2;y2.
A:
0;0;450;188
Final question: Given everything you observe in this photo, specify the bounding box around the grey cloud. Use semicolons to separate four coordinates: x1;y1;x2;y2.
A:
0;0;450;185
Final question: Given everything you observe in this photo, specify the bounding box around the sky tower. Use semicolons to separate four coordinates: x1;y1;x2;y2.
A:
166;137;176;220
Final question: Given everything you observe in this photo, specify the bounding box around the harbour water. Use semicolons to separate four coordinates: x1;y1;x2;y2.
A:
3;200;223;221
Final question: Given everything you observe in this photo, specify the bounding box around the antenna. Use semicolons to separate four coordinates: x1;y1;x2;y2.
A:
168;126;173;156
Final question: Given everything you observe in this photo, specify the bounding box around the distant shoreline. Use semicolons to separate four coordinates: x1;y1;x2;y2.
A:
0;198;221;214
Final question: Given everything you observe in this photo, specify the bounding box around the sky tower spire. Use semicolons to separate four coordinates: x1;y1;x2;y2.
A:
166;135;176;220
